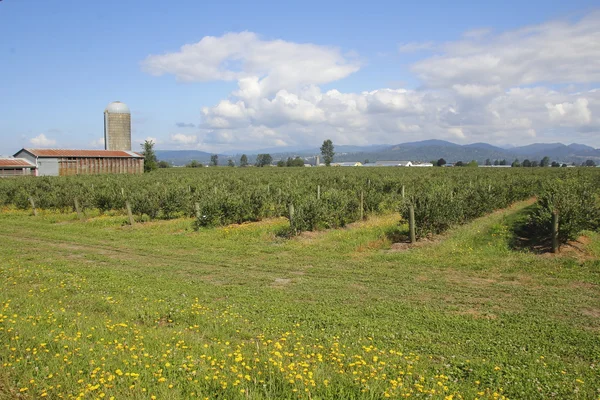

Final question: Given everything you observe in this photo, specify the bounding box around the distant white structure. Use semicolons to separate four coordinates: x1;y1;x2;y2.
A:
334;162;363;167
376;161;413;167
412;162;434;167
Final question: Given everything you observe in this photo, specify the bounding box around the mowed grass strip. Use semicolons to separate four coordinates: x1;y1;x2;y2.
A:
0;201;599;399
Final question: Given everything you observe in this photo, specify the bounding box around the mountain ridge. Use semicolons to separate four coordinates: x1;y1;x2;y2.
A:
156;140;600;166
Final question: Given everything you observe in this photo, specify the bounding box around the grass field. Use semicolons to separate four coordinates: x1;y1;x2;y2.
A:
1;200;599;399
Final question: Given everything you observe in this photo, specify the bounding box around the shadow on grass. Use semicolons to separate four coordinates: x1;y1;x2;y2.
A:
384;223;410;244
507;203;553;254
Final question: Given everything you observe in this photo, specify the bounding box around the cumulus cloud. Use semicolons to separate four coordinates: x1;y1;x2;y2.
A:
170;133;198;145
412;12;600;88
30;134;56;147
142;15;600;150
142;31;360;96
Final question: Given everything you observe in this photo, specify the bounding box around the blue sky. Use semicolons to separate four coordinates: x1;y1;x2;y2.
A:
1;0;599;155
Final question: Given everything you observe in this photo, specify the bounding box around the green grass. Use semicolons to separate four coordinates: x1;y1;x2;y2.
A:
0;201;599;399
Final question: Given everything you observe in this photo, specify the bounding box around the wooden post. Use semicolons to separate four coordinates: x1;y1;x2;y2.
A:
195;202;201;219
125;201;135;226
121;187;125;197
488;184;492;192
74;198;84;221
360;191;364;220
401;185;405;198
29;197;38;217
409;204;416;244
552;211;559;253
317;185;321;200
267;184;270;194
214;186;217;195
288;203;295;230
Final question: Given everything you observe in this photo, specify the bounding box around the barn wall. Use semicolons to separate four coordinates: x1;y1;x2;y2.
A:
56;157;143;176
38;158;60;176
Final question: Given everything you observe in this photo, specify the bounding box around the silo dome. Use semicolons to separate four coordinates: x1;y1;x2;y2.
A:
105;101;130;114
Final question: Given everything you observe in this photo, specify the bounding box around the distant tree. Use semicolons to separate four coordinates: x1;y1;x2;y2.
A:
141;140;158;172
493;160;499;166
467;160;478;168
454;161;464;167
561;163;568;168
499;159;507;166
485;158;492;166
227;159;235;167
531;160;539;167
437;158;446;167
551;161;560;167
364;159;370;165
255;154;273;167
157;160;171;168
522;159;532;167
584;159;597;167
185;160;203;168
320;139;335;166
276;160;286;167
290;157;304;167
540;156;550;167
210;154;219;167
240;154;249;167
511;159;521;168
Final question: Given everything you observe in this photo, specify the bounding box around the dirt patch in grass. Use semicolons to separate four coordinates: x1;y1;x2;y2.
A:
387;236;441;252
581;308;600;318
271;278;292;288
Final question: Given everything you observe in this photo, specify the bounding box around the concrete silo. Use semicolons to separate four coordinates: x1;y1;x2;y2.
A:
104;101;131;151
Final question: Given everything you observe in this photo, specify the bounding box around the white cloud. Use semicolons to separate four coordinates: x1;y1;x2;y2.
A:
90;138;105;148
142;32;360;96
413;12;600;88
30;134;56;147
546;98;592;125
170;133;198;145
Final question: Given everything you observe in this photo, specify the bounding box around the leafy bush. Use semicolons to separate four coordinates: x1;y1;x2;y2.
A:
527;178;600;244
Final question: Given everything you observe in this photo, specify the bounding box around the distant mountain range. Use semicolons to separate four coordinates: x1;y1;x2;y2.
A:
156;140;600;166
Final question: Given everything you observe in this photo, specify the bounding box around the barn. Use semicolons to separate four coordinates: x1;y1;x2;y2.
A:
13;149;144;176
0;158;36;177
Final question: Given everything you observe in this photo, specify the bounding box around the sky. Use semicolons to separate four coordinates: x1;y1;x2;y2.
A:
1;0;599;155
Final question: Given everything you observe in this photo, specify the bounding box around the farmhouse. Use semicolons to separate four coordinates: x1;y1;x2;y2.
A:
13;149;144;176
0;158;36;177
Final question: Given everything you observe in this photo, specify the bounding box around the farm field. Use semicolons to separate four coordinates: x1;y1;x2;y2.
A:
1;168;600;399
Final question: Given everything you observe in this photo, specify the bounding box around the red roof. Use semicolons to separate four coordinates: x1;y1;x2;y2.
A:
18;149;144;158
0;158;35;168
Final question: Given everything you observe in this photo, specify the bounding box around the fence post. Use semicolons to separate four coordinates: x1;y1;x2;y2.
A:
401;185;405;198
29;196;38;217
74;198;84;221
125;201;135;226
288;203;295;231
409;204;416;244
317;185;321;200
551;211;559;253
195;202;201;219
360;191;364;220
121;187;125;197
